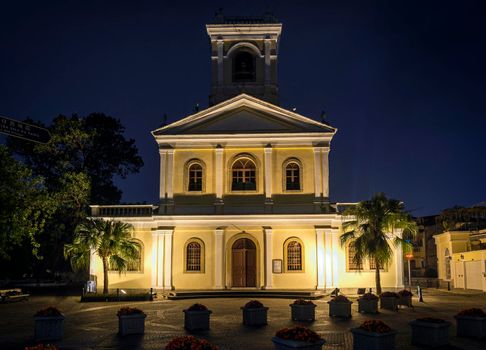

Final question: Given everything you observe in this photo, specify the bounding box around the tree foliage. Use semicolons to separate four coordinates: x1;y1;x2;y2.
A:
341;192;417;294
64;218;141;294
8;113;143;204
0;145;55;259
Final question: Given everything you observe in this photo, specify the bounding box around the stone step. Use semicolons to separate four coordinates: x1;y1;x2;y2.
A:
163;289;326;300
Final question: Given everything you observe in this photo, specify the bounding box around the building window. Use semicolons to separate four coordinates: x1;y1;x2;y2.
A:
184;238;205;273
347;244;363;271
284;238;304;272
233;51;256;82
188;163;203;191
232;157;256;191
285;162;301;191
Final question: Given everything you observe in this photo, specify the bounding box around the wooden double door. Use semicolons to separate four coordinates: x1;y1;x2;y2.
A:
232;238;256;287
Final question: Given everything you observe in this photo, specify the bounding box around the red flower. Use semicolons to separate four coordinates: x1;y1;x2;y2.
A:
329;295;350;303
275;327;322;343
165;336;218;350
117;307;145;316
359;293;378;301
34;307;62;317
186;303;208;311
359;320;392;333
243;300;265;309
292;299;315;305
456;308;486;317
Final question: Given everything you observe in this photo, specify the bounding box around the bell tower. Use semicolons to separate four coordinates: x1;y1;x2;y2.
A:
206;12;282;105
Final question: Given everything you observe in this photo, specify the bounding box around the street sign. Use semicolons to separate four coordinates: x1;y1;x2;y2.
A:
0;115;51;143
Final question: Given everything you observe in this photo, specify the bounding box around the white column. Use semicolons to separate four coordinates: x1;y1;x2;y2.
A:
313;147;322;198
264;146;273;200
331;230;340;287
215;146;224;200
395;229;404;288
264;39;271;84
166;149;175;200
157;234;164;288
321;149;330;199
151;232;158;287
214;228;224;289
217;39;224;84
324;229;334;288
264;227;273;289
159;149;167;201
163;229;174;289
315;228;325;289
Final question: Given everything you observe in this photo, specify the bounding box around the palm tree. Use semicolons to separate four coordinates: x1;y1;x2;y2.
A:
64;218;141;294
340;192;417;294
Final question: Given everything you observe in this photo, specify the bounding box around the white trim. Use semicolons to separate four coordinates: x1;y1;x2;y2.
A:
264;146;273;199
315;228;325;289
214;228;225;289
264;227;273;289
163;229;174;289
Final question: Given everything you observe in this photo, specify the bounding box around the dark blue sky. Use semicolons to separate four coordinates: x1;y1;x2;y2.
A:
1;1;485;216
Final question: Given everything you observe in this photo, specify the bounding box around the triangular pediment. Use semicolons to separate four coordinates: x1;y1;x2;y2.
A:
153;94;335;136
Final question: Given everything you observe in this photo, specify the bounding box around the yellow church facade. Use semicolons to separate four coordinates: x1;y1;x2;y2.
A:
89;15;404;293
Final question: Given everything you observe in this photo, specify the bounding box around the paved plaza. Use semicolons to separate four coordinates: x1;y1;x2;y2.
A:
1;289;485;350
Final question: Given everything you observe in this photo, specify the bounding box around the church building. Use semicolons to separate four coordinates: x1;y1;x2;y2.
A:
89;14;404;293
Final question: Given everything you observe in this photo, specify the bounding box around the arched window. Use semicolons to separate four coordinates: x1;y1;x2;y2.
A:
185;238;205;273
233;51;255;82
347;244;363;271
188;162;203;191
284;238;303;272
285;162;301;191
232;157;256;191
444;248;451;280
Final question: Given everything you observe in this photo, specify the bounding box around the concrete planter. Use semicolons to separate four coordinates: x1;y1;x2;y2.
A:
328;301;352;318
455;315;486;338
183;309;212;331
397;295;412;308
409;319;450;347
358;299;378;314
118;313;146;336
290;304;316;322
272;336;325;350
34;315;65;341
241;307;268;326
379;296;398;311
351;327;397;350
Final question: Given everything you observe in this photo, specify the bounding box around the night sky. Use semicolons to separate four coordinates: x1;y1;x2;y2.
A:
1;1;485;216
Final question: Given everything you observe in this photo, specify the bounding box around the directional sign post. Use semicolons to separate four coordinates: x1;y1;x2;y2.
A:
405;252;414;289
0;115;51;143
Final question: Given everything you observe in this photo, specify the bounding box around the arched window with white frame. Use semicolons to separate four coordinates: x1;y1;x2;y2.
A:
284;238;304;272
184;238;205;273
231;157;256;191
283;159;302;191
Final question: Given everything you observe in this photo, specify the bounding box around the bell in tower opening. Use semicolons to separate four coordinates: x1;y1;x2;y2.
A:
207;12;281;105
233;51;256;82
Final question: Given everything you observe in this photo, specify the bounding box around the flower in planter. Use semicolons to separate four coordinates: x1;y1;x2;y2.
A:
275;327;323;343
293;299;316;305
165;335;218;350
329;295;350;303
186;303;209;311
379;291;399;298
24;345;59;350
34;307;62;317
359;320;392;333
359;293;378;301
456;308;486;317
398;289;413;297
243;300;265;309
415;317;447;324
117;307;146;316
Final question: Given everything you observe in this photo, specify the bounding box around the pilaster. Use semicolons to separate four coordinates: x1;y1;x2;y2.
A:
214;146;224;202
313;147;323;199
162;229;174;290
264;145;273;203
264;227;273;289
166;149;175;200
321;148;330;200
158;149;167;203
324;228;334;288
214;228;225;289
217;39;224;84
315;227;325;289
